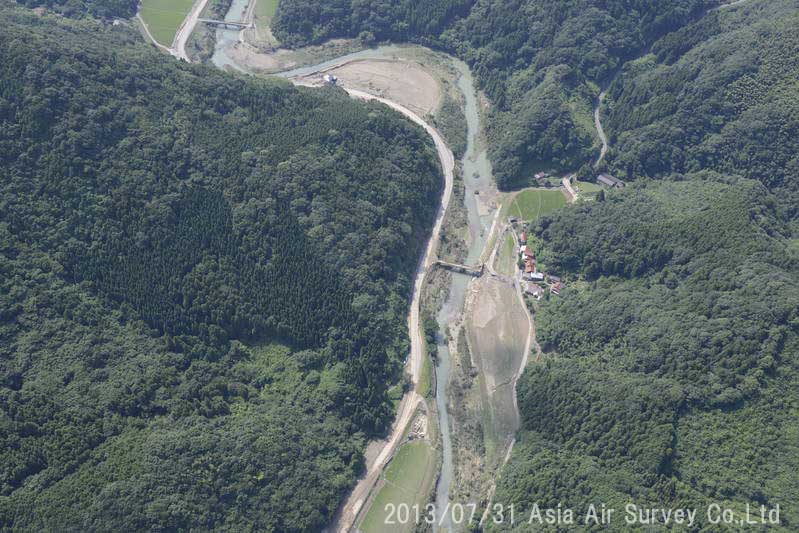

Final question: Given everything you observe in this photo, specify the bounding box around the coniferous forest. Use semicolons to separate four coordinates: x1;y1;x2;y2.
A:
3;0;799;530
0;3;442;530
274;0;799;527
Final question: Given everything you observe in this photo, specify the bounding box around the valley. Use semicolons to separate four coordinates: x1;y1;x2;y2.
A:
4;0;798;531
167;1;640;530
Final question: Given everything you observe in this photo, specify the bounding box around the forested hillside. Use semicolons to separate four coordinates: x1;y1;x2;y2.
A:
605;0;799;217
0;3;441;530
274;0;707;188
491;177;799;530
16;0;135;18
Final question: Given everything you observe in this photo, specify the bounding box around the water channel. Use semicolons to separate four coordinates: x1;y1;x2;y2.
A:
210;27;497;532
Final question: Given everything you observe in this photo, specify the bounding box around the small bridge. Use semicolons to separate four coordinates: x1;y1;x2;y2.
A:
434;260;484;277
197;18;252;29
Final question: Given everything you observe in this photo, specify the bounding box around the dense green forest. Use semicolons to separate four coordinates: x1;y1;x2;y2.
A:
605;0;799;218
0;3;442;530
490;177;799;530
17;0;135;18
273;0;708;188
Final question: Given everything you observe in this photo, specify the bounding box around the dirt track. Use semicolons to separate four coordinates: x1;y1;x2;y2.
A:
593;90;608;168
289;85;455;533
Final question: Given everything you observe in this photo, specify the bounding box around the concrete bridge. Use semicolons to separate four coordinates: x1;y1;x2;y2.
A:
197;18;252;29
433;260;484;277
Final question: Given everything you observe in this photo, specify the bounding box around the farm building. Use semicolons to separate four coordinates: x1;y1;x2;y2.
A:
597;174;625;188
525;283;544;299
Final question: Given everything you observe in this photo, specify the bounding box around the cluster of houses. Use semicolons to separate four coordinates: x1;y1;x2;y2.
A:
516;231;564;300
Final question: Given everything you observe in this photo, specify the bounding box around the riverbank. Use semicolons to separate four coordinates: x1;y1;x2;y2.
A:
198;9;532;531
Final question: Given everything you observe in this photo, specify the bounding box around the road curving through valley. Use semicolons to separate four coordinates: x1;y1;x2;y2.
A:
292;84;456;533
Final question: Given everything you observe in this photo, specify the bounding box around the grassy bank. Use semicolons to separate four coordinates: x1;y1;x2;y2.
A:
359;441;435;533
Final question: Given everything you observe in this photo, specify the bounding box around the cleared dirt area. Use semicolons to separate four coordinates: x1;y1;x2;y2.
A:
228;43;299;71
299;59;441;118
464;276;529;450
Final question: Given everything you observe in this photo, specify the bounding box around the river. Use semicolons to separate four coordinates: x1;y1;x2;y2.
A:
210;27;496;533
429;59;495;531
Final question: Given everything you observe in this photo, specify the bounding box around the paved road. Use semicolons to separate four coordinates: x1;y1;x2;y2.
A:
294;85;455;533
172;0;210;60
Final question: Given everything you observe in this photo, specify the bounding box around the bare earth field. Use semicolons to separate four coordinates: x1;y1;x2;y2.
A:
465;276;528;451
299;59;442;118
228;38;363;73
229;43;299;71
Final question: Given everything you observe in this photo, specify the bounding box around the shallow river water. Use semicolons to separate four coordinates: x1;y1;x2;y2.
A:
210;30;496;533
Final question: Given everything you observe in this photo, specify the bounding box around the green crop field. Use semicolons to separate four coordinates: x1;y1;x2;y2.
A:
495;232;517;277
252;0;280;44
139;0;195;46
505;189;567;221
255;0;279;20
359;441;435;533
575;180;602;193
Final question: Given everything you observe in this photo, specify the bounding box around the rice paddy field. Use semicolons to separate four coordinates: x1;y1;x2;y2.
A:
359;440;435;533
139;0;195;47
504;189;567;221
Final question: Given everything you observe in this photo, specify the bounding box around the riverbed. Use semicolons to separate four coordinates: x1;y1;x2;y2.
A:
209;24;498;533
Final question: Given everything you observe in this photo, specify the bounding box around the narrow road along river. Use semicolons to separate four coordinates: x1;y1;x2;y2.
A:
207;26;496;533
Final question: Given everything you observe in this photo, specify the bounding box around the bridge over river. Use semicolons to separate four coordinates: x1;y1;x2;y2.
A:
433;260;484;277
197;18;252;29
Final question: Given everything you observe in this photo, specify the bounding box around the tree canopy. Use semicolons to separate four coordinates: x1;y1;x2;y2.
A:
273;0;707;188
491;177;799;530
0;4;442;530
605;0;799;217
